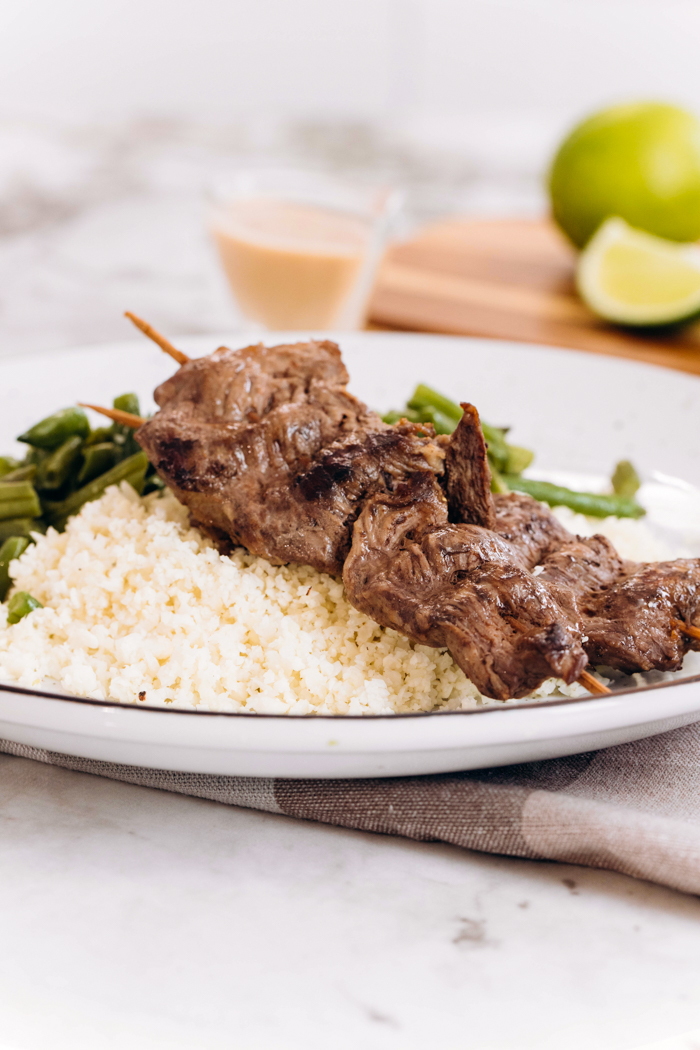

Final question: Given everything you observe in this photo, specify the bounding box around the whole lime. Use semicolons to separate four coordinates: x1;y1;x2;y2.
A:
548;102;700;247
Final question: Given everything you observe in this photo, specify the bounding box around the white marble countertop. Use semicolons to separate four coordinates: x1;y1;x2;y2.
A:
1;119;700;1050
2;753;700;1050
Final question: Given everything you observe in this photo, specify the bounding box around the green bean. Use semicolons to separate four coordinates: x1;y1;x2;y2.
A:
0;481;38;502
6;590;42;624
0;537;30;600
611;459;641;499
84;425;113;447
409;384;462;421
36;435;84;492
504;444;534;475
113;432;141;461
76;442;117;486
382;408;423;426
0;481;41;521
503;475;645;519
406;401;458;435
0;464;37;483
18;406;89;449
45;451;149;530
111;394;142;461
0;518;46;543
0;456;20;478
113;393;140;416
0;500;41;521
23;446;49;467
482;424;510;472
489;468;510;494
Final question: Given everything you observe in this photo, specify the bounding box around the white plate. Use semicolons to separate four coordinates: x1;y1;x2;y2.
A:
0;331;699;778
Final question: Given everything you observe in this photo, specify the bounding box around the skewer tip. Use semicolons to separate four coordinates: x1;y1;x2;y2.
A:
124;312;190;366
674;619;700;642
578;669;611;696
79;403;145;428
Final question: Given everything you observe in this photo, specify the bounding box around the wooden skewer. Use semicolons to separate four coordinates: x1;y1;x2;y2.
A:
124;311;190;366
673;619;700;642
78;403;145;428
578;669;611;696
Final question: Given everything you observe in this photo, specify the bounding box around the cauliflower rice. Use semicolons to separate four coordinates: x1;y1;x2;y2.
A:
0;483;693;714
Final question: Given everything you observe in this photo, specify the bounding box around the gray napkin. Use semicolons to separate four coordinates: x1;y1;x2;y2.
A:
3;723;700;895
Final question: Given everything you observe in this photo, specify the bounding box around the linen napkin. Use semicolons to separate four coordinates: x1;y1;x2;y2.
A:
3;722;700;895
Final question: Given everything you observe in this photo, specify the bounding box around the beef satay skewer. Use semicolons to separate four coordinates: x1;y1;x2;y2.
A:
86;393;618;699
83;398;619;697
78;404;146;428
124;311;190;366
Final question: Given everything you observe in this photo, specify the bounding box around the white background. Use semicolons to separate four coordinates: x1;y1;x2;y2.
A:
1;0;699;154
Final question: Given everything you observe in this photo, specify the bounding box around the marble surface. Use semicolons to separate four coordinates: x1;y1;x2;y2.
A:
1;754;700;1050
1;118;700;1050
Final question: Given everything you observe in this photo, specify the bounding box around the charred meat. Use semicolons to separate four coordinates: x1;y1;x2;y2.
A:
444;402;495;528
137;339;445;575
343;471;588;699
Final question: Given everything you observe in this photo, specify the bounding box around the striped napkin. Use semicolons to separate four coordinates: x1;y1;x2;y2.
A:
3;723;700;895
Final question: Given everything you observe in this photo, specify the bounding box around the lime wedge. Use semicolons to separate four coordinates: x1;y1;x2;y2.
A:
577;217;700;326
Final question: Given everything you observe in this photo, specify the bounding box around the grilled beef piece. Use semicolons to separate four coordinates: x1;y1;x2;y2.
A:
290;423;446;572
444;403;495;528
343;472;588;700
491;492;571;567
492;493;630;625
492;492;700;673
137;339;445;575
581;561;700;673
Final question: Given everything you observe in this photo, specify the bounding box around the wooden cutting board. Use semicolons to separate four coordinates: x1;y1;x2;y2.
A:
367;217;700;376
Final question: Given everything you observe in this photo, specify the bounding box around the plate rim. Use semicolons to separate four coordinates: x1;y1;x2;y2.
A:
2;672;699;721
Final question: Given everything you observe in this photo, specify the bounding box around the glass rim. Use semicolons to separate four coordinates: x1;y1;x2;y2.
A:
206;166;403;221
